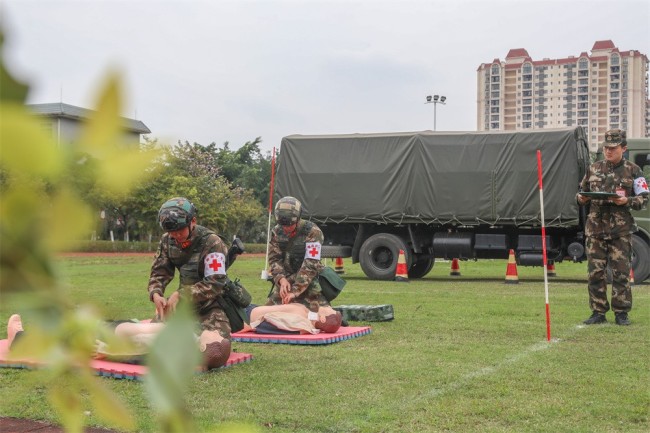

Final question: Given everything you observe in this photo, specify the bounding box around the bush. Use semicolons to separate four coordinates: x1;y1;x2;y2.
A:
66;240;268;254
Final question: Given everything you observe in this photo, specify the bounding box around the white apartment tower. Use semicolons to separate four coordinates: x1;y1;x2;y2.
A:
477;40;649;152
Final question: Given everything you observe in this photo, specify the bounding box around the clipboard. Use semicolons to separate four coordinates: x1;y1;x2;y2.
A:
579;191;620;199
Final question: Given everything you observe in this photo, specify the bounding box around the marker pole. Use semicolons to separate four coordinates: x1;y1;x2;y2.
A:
537;150;551;341
261;146;276;280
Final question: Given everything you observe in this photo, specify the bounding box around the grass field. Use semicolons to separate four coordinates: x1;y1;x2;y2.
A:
1;255;648;433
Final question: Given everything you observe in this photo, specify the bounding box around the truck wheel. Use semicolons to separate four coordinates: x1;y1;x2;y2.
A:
359;233;410;280
320;245;352;258
409;257;434;279
631;235;650;282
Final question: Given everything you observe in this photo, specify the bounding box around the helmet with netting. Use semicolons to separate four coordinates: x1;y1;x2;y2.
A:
158;197;197;232
274;196;302;226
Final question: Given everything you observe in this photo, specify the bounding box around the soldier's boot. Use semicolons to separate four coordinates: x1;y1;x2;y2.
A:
583;312;607;325
615;312;631;326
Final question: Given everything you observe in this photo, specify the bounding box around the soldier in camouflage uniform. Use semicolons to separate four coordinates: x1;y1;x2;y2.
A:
147;197;251;368
577;130;649;326
266;196;328;312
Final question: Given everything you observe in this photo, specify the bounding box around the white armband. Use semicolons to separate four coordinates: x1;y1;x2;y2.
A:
305;242;322;260
633;177;649;195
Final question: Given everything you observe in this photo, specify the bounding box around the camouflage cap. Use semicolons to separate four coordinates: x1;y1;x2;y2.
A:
158;197;197;232
274;196;302;226
603;129;627;148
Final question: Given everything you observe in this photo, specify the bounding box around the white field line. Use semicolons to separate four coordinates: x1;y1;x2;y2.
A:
419;325;585;400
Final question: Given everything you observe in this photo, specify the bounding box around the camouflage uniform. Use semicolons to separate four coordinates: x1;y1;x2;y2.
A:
266;219;328;311
148;225;238;339
579;157;648;314
333;305;395;322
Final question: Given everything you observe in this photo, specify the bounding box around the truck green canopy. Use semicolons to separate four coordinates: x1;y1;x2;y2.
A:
275;127;590;228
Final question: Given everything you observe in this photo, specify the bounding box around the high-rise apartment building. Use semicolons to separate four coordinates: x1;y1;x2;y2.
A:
477;40;649;152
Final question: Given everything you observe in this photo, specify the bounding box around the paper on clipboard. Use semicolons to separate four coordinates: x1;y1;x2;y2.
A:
579;191;620;199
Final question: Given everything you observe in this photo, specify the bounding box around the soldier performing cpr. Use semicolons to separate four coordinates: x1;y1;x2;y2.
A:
147;197;251;367
265;196;330;311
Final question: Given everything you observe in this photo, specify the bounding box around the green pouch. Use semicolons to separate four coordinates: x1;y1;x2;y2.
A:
217;278;251;333
318;267;346;302
218;295;247;333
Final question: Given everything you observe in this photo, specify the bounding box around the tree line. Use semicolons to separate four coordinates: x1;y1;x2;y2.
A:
75;136;275;244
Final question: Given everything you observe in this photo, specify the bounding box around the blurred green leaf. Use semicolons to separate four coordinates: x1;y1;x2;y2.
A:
49;380;84;433
0;25;208;433
78;71;123;159
0;32;29;103
85;370;135;431
0;187;59;293
7;323;56;361
77;72;157;195
145;302;200;432
43;188;95;252
0;104;63;178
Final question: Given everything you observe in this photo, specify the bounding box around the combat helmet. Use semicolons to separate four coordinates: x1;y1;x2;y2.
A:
158;197;197;232
274;196;302;226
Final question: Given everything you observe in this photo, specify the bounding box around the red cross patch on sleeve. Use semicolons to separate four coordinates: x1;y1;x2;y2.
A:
204;252;226;277
305;242;322;260
634;177;649;195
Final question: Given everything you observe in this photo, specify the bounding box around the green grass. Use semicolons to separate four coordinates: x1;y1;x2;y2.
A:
1;256;648;433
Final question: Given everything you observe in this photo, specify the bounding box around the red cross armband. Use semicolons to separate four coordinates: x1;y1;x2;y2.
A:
204;252;227;277
305;242;322;260
634;177;649;196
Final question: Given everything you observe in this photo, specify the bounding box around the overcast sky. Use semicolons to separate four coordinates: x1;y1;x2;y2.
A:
2;0;649;153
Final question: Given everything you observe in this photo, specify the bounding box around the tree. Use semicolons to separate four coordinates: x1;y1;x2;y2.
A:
130;140;265;242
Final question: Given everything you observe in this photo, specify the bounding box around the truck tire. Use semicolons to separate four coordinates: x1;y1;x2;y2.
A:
320;245;352;258
631;235;650;282
359;233;410;280
409;256;434;279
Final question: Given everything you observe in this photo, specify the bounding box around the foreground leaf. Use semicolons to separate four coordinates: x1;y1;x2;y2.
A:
144;303;201;431
85;370;135;431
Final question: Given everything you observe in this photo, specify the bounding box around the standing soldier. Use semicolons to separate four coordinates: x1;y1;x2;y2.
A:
577;129;649;326
147;197;251;368
266;196;328;311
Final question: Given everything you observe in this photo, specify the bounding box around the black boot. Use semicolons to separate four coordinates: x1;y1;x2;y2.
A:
615;312;631;326
583;312;607;325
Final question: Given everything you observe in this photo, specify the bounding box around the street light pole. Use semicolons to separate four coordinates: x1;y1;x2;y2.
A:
425;94;447;131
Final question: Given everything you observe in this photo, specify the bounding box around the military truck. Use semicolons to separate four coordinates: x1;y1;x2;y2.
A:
274;127;650;282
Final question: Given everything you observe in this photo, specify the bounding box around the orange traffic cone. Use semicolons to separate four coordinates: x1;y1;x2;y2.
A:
630;267;635;286
504;249;519;284
394;249;409;282
335;257;345;274
547;262;556;277
450;258;461;276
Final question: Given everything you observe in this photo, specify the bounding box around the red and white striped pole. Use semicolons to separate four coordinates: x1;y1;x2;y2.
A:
537;150;551;341
261;146;276;280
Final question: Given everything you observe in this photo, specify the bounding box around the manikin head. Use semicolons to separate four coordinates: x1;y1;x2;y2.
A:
313;306;342;333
